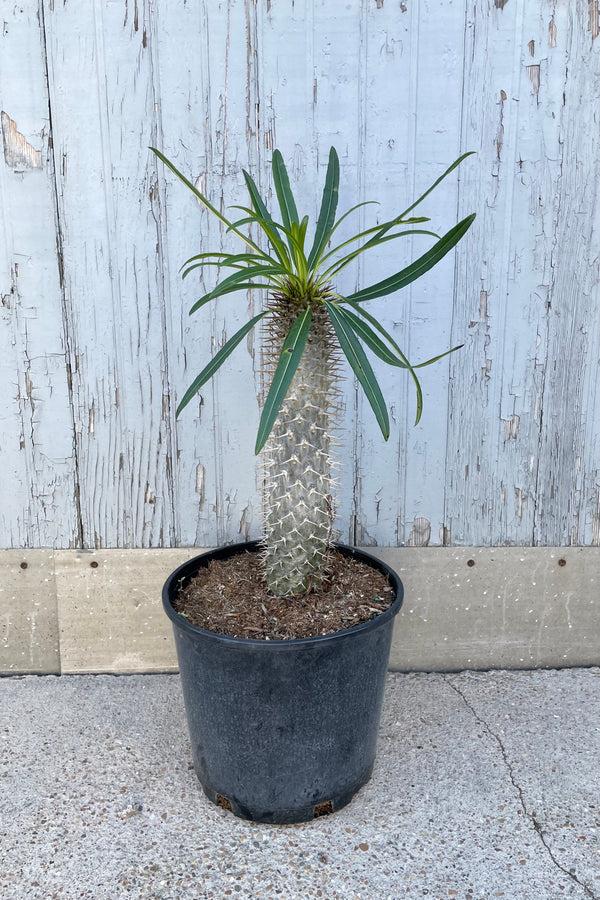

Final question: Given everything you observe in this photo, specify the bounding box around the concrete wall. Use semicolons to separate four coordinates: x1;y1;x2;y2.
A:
1;547;597;675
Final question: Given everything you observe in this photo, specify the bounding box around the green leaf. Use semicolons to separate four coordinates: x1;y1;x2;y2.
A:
347;214;476;304
398;151;475;222
150;147;269;261
363;153;474;248
412;344;464;369
342;298;424;423
289;218;310;280
271;150;299;231
182;250;265;270
227;211;308;272
187;284;275;317
151;147;230;225
255;307;312;454
319;228;440;284
241;171;272;222
324;300;390;440
235;178;293;269
316;200;379;267
341;303;464;371
188;265;284;314
176;312;268;416
315;209;415;274
398;216;431;224
181;252;267;280
307;146;340;271
297;215;310;246
241;170;291;266
333;306;406;368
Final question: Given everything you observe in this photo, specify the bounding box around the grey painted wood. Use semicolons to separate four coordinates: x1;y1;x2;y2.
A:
42;0;178;549
0;3;77;548
446;0;600;547
0;2;598;550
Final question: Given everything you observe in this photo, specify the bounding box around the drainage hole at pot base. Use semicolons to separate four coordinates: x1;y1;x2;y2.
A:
313;801;333;818
216;794;233;812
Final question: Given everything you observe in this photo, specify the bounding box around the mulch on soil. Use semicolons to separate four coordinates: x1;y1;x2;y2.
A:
173;550;395;640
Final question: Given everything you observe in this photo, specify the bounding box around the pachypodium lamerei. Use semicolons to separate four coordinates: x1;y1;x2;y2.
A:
152;145;475;597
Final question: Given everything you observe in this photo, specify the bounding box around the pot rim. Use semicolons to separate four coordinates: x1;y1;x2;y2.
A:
162;540;404;650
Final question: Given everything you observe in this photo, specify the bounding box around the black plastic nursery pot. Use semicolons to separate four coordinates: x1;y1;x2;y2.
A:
162;541;404;824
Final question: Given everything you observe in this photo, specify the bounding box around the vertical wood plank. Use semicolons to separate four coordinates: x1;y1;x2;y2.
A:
351;0;469;548
446;0;600;546
259;0;365;542
43;0;177;548
0;3;77;548
532;1;600;546
350;0;416;547
446;0;537;545
151;0;264;547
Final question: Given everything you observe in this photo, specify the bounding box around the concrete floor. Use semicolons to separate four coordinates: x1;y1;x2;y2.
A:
1;668;598;900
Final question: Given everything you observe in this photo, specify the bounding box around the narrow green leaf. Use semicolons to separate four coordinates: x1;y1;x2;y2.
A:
151;147;231;226
230;189;292;268
225;215;272;232
412;344;464;369
298;215;310;245
315;209;413;272
271;149;299;256
227;211;286;234
188;284;275;316
226;211;307;269
182;262;240;280
182;252;267;280
347;214;475;304
241;171;289;264
176;312;268;416
255;307;312;454
398;216;430;224
397;151;475;222
342;303;464;371
307;146;340;271
316;200;379;264
241;170;272;220
364;153;474;248
188;265;284;314
324;300;390;440
289;219;309;280
319;228;440;284
182;250;266;270
333;306;406;367
342;298;424;423
151;147;269;260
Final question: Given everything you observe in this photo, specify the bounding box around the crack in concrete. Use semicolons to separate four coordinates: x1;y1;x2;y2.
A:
443;675;598;900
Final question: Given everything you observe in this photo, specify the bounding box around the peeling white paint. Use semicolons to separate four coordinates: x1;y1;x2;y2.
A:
1;112;42;169
408;517;431;547
526;63;541;95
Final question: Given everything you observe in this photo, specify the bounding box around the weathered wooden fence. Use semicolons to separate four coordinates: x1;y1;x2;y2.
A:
1;0;599;551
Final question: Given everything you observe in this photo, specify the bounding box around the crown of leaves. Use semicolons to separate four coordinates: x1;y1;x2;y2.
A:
152;146;475;453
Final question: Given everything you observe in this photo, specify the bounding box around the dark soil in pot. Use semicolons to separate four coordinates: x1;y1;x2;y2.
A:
172;547;396;640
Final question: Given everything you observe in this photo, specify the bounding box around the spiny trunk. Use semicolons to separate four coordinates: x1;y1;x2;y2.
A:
262;302;340;596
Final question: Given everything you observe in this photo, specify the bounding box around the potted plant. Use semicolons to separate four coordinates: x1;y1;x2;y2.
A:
153;144;474;823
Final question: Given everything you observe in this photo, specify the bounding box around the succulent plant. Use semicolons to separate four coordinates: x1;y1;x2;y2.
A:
152;146;475;597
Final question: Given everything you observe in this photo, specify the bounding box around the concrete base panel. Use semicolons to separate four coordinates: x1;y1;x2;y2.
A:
0;546;598;674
